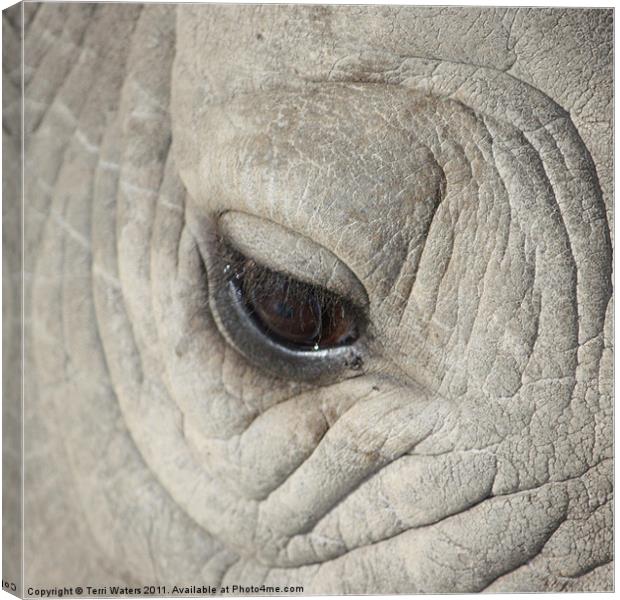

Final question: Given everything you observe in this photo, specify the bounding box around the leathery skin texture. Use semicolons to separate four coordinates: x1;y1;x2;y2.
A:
8;3;612;593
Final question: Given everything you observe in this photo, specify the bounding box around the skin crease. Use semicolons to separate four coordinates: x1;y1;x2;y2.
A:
3;3;612;594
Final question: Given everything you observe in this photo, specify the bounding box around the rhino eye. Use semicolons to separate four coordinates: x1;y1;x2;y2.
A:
238;258;358;350
208;242;367;382
207;242;366;382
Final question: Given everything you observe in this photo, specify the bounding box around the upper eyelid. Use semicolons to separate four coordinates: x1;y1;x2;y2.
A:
218;210;369;308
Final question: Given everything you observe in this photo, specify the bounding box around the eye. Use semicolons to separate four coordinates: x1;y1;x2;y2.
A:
208;243;367;383
238;258;358;350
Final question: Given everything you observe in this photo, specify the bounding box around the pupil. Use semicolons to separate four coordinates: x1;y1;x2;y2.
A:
246;277;322;345
274;300;294;320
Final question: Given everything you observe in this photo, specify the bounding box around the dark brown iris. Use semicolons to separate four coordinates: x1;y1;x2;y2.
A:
239;258;358;349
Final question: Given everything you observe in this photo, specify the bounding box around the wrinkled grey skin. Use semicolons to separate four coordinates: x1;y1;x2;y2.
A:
4;4;613;594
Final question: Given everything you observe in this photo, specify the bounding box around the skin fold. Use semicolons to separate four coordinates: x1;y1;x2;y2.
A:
4;3;612;593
